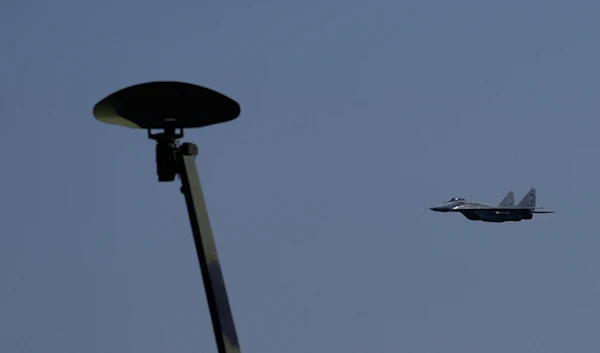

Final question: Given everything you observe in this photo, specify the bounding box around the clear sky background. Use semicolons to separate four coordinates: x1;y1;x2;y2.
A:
1;0;599;352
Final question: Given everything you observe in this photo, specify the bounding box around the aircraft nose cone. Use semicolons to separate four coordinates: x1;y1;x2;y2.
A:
430;206;444;212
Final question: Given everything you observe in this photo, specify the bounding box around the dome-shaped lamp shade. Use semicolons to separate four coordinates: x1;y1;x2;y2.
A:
93;81;241;130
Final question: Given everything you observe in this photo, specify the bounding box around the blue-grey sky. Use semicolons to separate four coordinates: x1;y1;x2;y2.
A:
2;0;599;352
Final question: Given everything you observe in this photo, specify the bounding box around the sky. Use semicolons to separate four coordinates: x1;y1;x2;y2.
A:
1;0;600;352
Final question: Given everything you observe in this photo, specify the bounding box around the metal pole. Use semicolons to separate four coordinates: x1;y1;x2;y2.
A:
178;142;241;353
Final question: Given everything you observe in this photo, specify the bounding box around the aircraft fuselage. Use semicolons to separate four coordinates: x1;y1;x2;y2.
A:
458;209;533;222
429;189;553;223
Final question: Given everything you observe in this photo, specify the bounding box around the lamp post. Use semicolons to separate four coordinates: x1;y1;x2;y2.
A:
93;81;242;353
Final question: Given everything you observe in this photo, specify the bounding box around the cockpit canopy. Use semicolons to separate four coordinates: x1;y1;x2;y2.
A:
447;197;465;202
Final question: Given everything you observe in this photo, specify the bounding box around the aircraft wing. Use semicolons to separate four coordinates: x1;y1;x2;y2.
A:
452;205;555;213
451;205;495;210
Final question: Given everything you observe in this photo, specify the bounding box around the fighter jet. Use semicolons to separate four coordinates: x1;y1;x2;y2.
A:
429;188;554;222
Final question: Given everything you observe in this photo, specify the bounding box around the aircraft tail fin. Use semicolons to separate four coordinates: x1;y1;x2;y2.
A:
517;188;536;208
498;191;514;207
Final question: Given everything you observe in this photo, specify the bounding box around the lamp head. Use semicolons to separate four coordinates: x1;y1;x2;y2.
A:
93;81;240;130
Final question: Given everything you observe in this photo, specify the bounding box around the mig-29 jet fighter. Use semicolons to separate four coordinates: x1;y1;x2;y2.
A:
430;188;554;222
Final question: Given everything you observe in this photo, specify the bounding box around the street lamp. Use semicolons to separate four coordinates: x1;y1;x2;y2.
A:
93;81;242;353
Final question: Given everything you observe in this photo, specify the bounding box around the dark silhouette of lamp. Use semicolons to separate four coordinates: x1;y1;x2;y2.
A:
94;81;242;353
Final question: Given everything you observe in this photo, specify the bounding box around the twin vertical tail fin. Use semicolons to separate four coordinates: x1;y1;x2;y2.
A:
517;188;536;208
498;191;515;207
